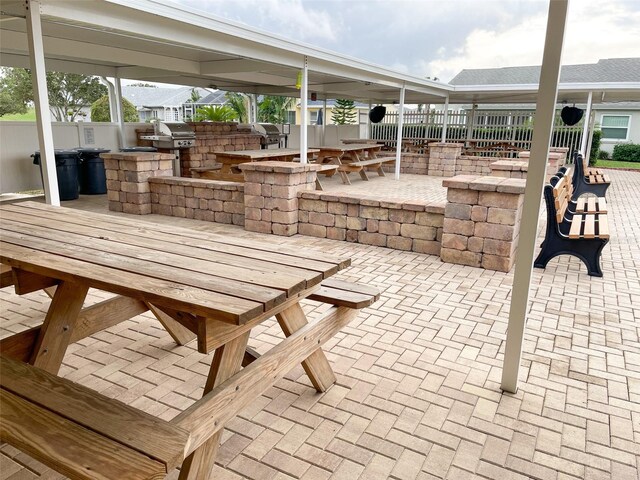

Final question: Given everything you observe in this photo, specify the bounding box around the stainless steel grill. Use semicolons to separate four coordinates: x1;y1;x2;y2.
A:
250;123;286;149
140;121;196;149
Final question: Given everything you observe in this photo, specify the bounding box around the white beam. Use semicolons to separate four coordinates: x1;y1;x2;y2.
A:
114;77;126;148
440;95;450;143
100;77;119;123
299;56;308;164
501;0;569;394
322;98;327;145
580;91;593;155
394;85;406;180
25;0;59;206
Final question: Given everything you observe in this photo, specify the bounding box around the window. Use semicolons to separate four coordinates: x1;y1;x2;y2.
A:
601;115;630;140
310;111;318;125
286;111;296;124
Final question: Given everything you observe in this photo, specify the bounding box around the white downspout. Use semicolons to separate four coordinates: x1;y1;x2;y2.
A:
501;0;570;394
300;56;309;164
26;0;60;206
394;85;406;180
580;91;593;156
441;95;450;143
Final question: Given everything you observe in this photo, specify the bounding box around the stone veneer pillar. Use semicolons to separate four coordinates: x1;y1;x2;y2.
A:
239;161;318;236
440;175;526;272
427;142;464;177
517;151;565;181
103;152;174;215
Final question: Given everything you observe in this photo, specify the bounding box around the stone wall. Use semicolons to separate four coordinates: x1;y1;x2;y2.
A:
297;191;444;255
440;175;526;272
455;155;495;176
382;153;429;175
427;142;464;177
136;122;262;177
148;177;244;225
517;151;565;181
490;160;528;179
103;152;174;215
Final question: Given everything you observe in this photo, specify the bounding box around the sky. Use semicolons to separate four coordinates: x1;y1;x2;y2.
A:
173;0;640;83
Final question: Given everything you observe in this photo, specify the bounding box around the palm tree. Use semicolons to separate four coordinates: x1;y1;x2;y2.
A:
225;92;248;123
194;105;237;122
259;96;294;124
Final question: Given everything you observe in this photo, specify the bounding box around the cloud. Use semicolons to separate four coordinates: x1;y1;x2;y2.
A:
426;0;640;82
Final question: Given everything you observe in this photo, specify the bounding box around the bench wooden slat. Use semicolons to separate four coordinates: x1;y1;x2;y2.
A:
587;197;596;213
569;214;583;238
0;389;168;480
597;214;610;239
0;356;188;471
576;197;586;213
309;286;376;309
599;197;607;213
583;215;595;238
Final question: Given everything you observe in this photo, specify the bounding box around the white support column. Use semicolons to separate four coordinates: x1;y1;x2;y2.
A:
394;85;406;180
100;77;119;122
423;103;431;141
25;0;59;206
114;77;126;148
322;98;327;145
580;91;593;156
367;101;372;139
584;108;597;164
466;104;477;146
440;95;450;143
250;93;258;123
299;56;309;164
501;0;570;394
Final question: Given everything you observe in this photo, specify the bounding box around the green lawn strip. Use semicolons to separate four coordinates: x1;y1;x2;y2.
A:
593;159;640;170
0;108;37;121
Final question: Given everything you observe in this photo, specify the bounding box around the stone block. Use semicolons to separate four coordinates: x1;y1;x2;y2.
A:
387;236;413;251
245;207;261;221
299;198;327;213
358;231;387;247
366;219;379;233
474;222;516;241
471;206;488;222
482;254;514;272
271;223;297;236
483;238;516;257
478;191;521;209
442;233;468;251
413;240;441;255
401;224;437;240
468;237;484;253
244;195;265;209
445;203;472;220
335;215;347;229
328;202;348;215
415;212;444;227
108;201;123;212
379;221;401;236
327;227;346;241
442;218;475;236
441;248;481;267
447;188;479;205
298;223;327;238
308;211;334;226
244;220;272;234
487;207;518;226
346;217;367;230
389;209;416;223
360;206;389;220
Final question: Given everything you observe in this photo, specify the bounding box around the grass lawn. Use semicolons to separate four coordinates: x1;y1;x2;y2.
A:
593;159;640;170
0;108;37;121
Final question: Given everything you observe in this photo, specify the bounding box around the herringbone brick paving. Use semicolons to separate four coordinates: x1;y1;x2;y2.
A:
1;170;638;479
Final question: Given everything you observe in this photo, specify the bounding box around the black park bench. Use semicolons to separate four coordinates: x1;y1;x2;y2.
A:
571;152;611;200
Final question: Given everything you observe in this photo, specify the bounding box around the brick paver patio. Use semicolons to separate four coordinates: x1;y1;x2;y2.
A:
1;169;638;479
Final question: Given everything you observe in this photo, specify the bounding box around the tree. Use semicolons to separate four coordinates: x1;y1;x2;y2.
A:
194;105;237;122
0;67;33;116
189;88;201;103
331;99;357;125
258;95;294;124
226;92;248;123
0;68;107;121
90;95;139;122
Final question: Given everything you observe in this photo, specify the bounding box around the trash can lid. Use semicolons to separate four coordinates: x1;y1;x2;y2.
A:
34;149;80;155
119;146;158;152
76;148;111;153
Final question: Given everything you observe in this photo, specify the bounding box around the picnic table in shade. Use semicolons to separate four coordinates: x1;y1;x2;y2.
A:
195;148;320;182
0;201;379;480
340;138;384;145
315;144;396;185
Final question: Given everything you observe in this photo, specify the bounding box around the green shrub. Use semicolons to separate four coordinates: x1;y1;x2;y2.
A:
194;105;236;122
90;95;139;122
612;143;640;162
588;129;601;166
598;150;610;160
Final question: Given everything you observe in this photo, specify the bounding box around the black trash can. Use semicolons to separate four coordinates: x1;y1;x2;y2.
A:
119;146;158;152
77;148;110;194
32;149;80;201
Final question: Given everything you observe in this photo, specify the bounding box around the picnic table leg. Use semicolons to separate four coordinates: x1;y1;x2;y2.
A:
146;303;197;346
178;331;250;480
29;280;89;374
276;303;336;392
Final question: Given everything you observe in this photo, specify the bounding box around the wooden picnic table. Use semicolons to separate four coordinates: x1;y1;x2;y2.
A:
340;138;384;145
202;148;319;182
316;144;382;164
0;201;378;480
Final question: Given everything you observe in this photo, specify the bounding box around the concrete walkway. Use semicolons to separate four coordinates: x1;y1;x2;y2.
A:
1;169;638;479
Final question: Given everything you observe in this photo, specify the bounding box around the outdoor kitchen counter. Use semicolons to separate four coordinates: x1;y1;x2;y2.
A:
0;201;378;480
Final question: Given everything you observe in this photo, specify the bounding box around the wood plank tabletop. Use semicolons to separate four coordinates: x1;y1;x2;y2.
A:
0;202;350;325
215;148;320;161
318;144;381;153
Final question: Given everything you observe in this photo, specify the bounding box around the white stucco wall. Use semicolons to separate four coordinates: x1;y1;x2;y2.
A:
595;109;640;154
0;122;146;194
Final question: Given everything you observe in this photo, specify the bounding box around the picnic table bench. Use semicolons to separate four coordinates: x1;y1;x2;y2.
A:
336;157;396;184
0;201;380;480
534;173;610;276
